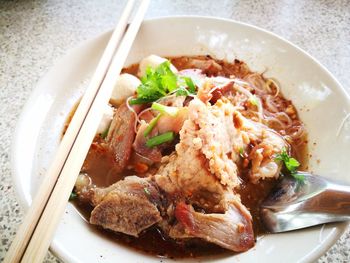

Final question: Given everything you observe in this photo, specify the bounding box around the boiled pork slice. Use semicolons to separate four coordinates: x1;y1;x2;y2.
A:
106;102;137;171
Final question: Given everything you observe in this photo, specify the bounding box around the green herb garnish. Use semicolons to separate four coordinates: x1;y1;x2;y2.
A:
130;61;196;105
239;147;244;158
144;187;151;195
275;148;302;181
151;102;179;117
146;131;175;148
143;114;161;137
292;172;306;181
129;97;154;105
174;76;197;97
182;76;196;94
69;191;77;201
100;126;109;139
175;87;190;97
249;95;259;107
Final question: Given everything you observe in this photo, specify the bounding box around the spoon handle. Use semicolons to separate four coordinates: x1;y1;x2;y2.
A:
293;175;350;220
322;181;350;217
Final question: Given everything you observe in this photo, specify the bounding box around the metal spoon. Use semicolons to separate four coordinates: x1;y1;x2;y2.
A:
260;171;350;233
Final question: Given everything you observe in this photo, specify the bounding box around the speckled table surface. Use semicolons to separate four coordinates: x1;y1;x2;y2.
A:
1;0;349;262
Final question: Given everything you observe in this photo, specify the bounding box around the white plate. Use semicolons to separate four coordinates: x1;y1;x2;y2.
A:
11;16;350;263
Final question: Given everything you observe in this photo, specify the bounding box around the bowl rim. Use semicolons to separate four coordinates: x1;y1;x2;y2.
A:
10;15;350;262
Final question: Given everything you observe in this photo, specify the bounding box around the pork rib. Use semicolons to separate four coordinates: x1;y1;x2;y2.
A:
89;176;162;237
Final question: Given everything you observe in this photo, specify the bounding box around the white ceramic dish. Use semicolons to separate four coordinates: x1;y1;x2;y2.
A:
12;16;350;263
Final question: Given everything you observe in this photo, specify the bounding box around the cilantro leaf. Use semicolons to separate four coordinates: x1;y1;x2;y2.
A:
275;148;302;181
292;172;305;182
131;60;197;105
285;157;300;173
175;87;190;97
182;76;196;94
129;97;154;105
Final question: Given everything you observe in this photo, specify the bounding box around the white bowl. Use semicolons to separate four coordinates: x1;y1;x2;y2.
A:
12;16;350;263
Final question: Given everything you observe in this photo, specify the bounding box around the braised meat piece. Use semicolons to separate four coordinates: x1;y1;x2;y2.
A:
153;98;254;250
106;102;137;171
76;175;162;237
155;98;242;200
76;97;286;252
174;198;254;252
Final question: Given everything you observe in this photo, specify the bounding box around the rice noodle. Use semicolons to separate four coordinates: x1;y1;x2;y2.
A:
244;73;267;93
264;82;272;93
256;97;264;121
232;82;254;98
231;82;264;121
264;116;286;130
266;78;281;97
264;95;279;113
275;112;293;127
336;112;350;137
287;123;305;142
134;151;154;165
126;96;142;134
138;107;154;120
232;78;250;87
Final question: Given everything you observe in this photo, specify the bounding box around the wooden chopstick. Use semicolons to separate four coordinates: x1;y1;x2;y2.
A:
5;0;150;262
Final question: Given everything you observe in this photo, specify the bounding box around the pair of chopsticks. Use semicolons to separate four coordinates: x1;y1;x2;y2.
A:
5;0;150;262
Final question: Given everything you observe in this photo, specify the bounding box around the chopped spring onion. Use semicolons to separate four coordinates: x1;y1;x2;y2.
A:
292;172;305;181
146;131;175;148
69;191;77;201
249;95;260;107
100;126;109;139
239;147;244;158
175;87;190;97
144;187;151;195
174;77;196;97
129;97;153;105
151;102;179;117
143;114;161;137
